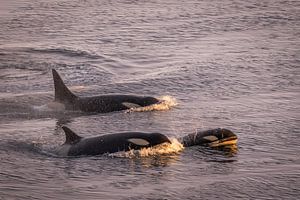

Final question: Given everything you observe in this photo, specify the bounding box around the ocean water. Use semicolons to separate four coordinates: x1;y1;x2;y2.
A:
0;0;299;199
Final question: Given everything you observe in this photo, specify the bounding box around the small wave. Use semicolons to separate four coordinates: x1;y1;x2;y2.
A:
28;47;102;59
110;138;184;158
2;140;46;156
127;95;178;112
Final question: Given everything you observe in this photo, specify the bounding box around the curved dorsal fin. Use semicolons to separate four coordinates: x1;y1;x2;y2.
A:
61;126;82;144
52;69;77;103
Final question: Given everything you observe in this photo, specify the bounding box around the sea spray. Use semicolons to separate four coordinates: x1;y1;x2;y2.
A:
110;138;184;158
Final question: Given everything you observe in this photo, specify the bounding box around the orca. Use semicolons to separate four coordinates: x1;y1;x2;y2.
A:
51;69;160;113
56;127;237;157
179;128;238;148
57;126;171;156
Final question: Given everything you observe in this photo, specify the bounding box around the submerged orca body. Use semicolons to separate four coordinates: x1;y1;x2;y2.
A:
179;128;238;148
52;69;159;113
57;127;237;157
57;126;171;156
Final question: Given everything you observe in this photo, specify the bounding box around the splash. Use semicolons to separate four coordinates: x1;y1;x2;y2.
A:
110;138;184;158
127;95;178;112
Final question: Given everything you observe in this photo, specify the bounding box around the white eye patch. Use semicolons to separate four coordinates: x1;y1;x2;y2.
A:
122;102;142;109
127;138;150;146
203;135;218;142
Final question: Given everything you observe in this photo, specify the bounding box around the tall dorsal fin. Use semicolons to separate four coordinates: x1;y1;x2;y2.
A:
52;69;77;103
61;126;82;144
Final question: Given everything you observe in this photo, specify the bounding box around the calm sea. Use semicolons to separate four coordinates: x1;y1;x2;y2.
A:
0;0;299;199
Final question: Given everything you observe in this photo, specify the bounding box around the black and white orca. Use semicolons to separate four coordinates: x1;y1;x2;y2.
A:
56;127;237;157
179;128;238;148
51;69;160;113
56;126;171;156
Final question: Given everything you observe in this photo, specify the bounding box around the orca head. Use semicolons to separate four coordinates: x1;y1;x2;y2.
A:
122;96;159;110
196;128;238;147
148;133;171;146
140;96;160;106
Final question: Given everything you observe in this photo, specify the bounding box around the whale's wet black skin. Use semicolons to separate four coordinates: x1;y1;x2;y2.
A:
57;126;171;156
57;127;237;157
52;69;160;113
179;128;238;148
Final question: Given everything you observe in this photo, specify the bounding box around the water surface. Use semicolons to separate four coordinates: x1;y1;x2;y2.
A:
0;0;299;199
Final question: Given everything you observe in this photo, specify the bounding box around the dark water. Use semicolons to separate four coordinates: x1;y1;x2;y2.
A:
1;0;300;199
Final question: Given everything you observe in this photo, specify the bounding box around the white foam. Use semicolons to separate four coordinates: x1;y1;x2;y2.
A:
110;138;184;158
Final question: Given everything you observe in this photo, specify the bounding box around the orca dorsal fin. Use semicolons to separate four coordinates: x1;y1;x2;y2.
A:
61;126;82;144
52;69;77;103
